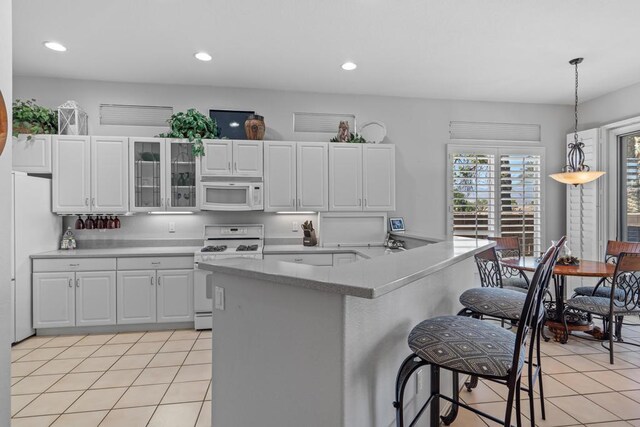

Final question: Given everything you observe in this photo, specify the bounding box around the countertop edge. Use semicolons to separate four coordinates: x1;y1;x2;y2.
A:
200;239;494;299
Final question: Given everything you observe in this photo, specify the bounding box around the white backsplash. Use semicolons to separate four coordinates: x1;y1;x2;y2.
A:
63;211;319;241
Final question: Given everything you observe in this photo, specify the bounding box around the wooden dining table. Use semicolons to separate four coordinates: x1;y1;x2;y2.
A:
501;257;616;342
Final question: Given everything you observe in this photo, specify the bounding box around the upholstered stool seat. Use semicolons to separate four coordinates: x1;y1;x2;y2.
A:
566;296;640;317
459;287;526;320
408;315;525;379
574;285;625;301
502;277;529;290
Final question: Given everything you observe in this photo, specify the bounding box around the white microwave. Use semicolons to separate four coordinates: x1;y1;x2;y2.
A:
200;181;264;211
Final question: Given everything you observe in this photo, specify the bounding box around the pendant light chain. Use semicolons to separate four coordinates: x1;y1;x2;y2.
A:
574;59;579;146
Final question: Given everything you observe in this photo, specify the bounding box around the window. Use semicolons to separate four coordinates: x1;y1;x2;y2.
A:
619;132;640;241
448;145;544;256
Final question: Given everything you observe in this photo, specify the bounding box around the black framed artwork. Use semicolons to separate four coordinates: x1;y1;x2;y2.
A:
209;109;254;139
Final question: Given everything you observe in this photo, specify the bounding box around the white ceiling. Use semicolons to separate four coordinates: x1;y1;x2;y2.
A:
12;0;640;105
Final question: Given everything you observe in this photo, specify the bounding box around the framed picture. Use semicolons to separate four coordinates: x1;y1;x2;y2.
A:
389;217;405;232
209;109;254;139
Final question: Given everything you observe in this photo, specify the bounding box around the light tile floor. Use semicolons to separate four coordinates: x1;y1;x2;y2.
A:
11;329;211;427
10;325;640;426
447;322;640;427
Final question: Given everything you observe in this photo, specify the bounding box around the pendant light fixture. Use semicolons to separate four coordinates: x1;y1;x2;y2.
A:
549;58;605;186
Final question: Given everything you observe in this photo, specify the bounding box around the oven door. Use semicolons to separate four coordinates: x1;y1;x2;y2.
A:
194;265;213;313
200;182;262;211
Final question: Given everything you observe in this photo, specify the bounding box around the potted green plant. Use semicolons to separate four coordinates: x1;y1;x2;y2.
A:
330;132;367;143
158;108;219;156
12;99;58;140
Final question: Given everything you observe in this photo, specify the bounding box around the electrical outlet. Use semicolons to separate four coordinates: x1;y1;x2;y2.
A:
168;222;176;233
214;286;225;310
416;368;424;394
292;221;299;232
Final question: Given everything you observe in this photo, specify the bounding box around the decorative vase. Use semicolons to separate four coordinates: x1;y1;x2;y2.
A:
244;114;265;140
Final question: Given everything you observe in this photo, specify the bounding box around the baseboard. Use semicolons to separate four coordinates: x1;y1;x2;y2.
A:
35;322;195;336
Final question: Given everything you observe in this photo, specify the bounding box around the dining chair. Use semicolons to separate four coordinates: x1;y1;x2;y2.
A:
563;252;640;364
489;236;530;291
572;240;640;340
393;244;557;427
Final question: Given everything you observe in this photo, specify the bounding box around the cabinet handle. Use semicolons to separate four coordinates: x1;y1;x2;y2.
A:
68;278;72;287
85;198;89;206
234;162;237;172
358;199;362;206
364;198;367;207
75;278;79;288
228;162;231;171
292;198;295;207
294;258;303;262
69;263;79;267
91;198;95;206
160;198;164;207
151;262;161;265
158;277;162;286
150;276;154;286
167;197;171;207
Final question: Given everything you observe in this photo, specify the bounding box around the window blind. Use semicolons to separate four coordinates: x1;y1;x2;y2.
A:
448;145;544;256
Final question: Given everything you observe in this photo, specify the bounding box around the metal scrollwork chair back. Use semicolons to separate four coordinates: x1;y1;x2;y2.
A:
475;247;502;288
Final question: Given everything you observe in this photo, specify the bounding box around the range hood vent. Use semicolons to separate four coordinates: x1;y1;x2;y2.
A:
450;121;541;143
293;112;356;133
100;104;173;127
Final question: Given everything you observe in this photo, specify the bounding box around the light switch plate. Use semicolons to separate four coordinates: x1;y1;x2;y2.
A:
168;222;176;233
214;286;225;311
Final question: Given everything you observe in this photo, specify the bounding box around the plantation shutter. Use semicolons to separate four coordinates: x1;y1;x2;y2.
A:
499;150;543;256
448;148;497;240
448;145;544;256
566;129;601;287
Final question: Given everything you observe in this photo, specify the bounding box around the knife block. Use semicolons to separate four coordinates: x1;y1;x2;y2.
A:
303;230;317;247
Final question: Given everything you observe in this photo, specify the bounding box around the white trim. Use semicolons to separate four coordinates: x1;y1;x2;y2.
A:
600;116;640;241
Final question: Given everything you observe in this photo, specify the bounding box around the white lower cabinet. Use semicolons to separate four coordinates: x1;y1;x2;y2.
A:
75;271;116;327
33;270;116;328
116;270;157;324
157;269;194;323
116;260;194;325
33;272;75;328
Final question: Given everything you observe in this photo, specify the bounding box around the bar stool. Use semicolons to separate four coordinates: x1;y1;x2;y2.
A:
458;237;564;424
489;236;530;291
393;244;557;427
474;246;527;293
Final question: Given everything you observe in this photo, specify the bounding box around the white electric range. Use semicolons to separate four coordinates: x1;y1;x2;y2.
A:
193;224;264;330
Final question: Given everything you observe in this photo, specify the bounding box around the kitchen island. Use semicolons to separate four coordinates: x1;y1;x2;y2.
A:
199;236;493;427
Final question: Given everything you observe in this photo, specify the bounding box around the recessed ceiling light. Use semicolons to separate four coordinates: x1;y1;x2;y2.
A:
195;52;212;62
43;41;67;52
341;61;357;71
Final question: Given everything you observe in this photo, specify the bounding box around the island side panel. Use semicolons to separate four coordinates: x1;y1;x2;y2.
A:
343;256;475;427
211;272;344;427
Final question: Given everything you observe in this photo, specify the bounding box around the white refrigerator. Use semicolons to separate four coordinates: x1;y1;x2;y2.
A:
11;172;61;343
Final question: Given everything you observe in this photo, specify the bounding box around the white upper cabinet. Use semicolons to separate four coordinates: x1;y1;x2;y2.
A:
91;137;129;213
329;144;363;211
329;144;396;212
130;137;166;213
165;139;200;212
201;140;233;176
264;141;296;212
363;145;396;211
201;140;263;177
53;136;91;213
13;134;52;173
75;271;116;327
233;140;263;176
297;142;328;211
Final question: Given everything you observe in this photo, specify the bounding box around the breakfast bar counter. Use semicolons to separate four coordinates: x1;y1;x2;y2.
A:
199;237;493;427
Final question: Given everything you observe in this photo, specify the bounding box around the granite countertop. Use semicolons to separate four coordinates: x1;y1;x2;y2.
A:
199;237;493;299
31;246;202;259
263;245;399;259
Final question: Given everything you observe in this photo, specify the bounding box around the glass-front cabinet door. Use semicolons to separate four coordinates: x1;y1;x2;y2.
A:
165;139;199;211
129;137;166;212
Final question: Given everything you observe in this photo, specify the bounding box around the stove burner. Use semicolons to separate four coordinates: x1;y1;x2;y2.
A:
201;245;227;253
236;244;259;252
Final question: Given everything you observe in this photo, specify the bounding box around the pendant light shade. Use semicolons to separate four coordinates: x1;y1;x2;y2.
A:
550;58;605;186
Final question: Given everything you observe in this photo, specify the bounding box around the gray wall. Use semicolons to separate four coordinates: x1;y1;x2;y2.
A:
0;0;12;423
14;76;573;244
580;81;640;129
